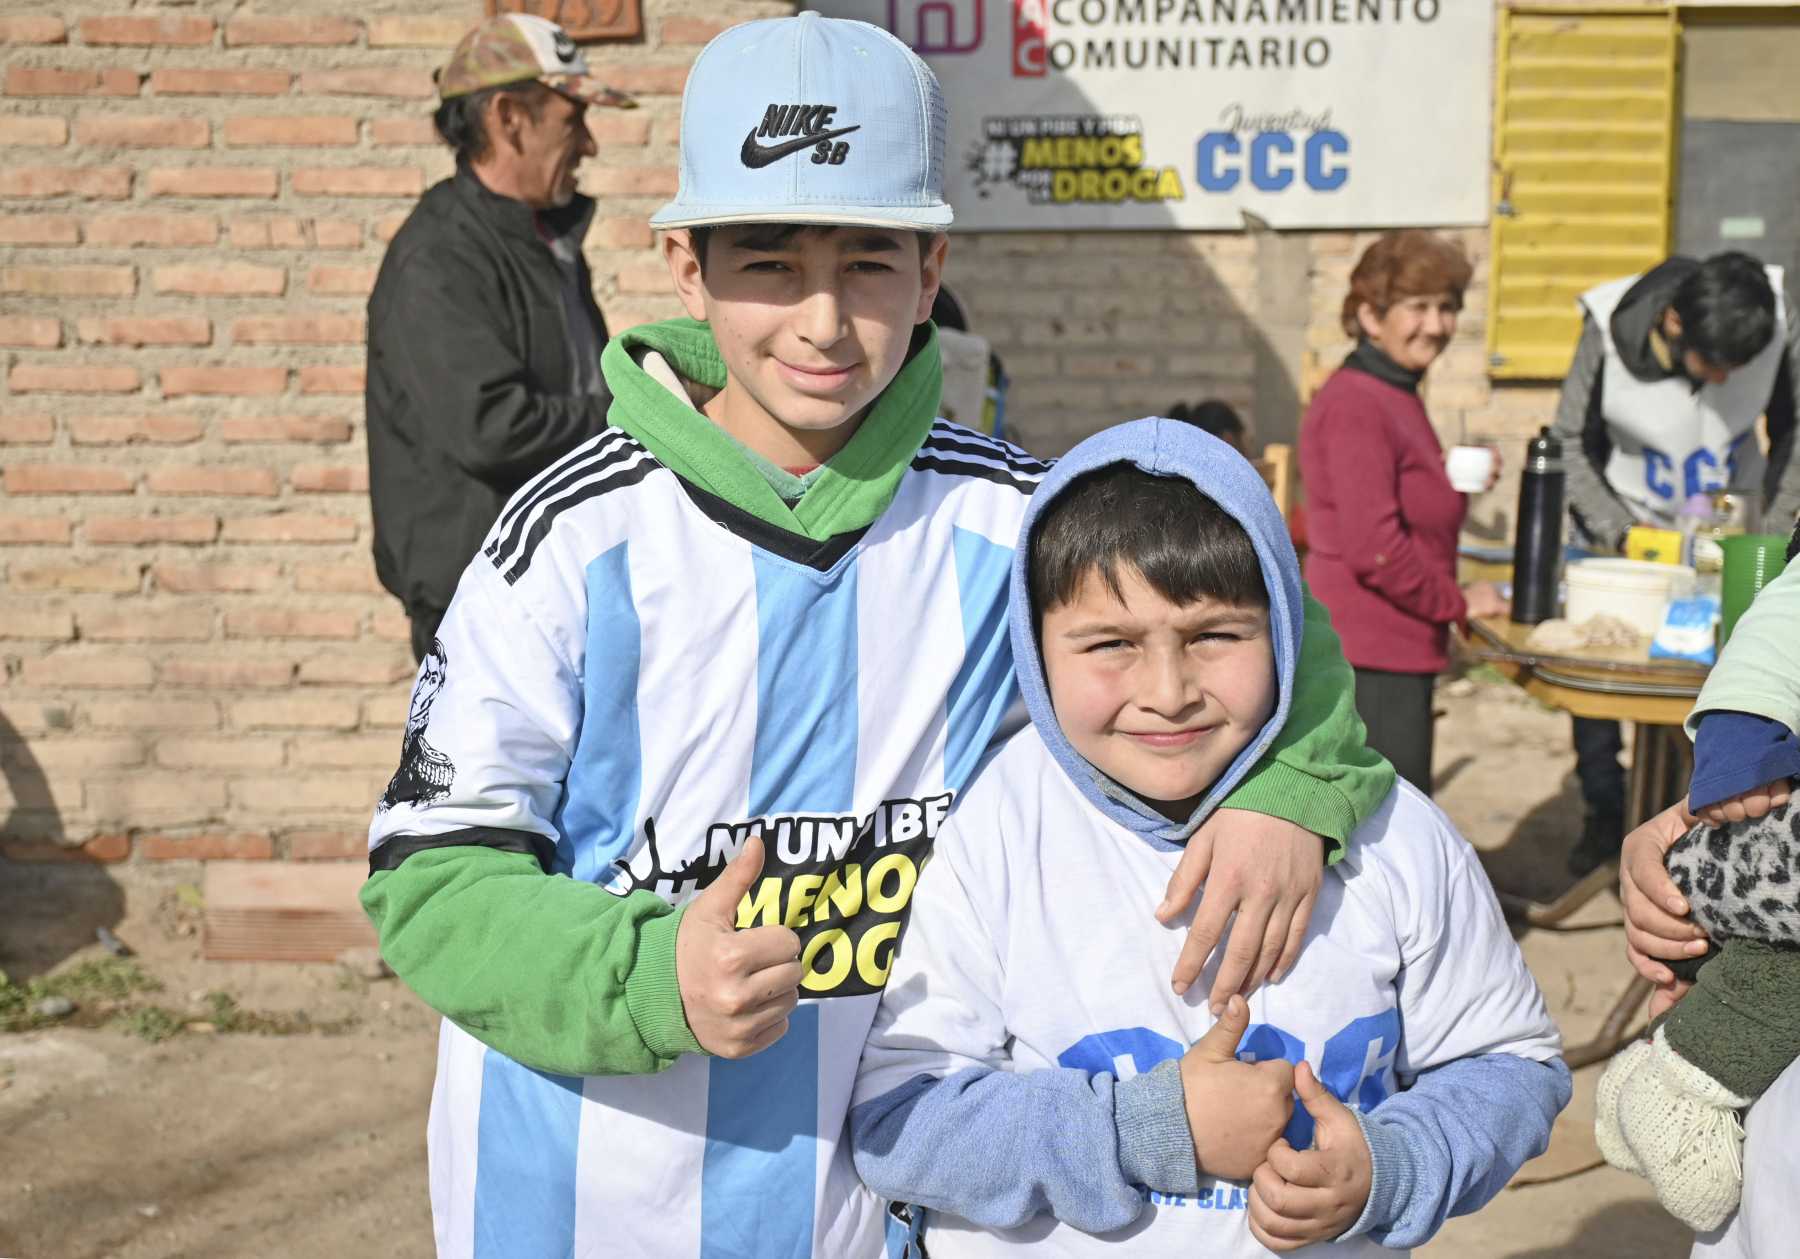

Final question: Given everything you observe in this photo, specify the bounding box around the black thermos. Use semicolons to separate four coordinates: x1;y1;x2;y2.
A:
1510;426;1564;624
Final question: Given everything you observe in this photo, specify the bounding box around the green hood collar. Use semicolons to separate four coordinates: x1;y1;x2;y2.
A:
599;318;942;542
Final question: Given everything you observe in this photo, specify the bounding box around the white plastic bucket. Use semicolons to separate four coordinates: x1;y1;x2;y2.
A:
1564;558;1697;637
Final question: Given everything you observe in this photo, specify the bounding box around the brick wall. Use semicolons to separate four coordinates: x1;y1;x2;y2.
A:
0;1;1543;864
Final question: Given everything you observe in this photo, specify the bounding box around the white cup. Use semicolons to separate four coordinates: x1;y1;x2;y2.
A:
1446;444;1496;493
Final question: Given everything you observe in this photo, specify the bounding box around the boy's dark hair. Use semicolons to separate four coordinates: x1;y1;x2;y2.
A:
1029;463;1267;625
1672;252;1776;369
433;81;551;165
688;223;939;272
1168;399;1245;442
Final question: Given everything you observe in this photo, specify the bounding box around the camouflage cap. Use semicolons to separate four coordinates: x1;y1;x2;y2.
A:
437;14;634;108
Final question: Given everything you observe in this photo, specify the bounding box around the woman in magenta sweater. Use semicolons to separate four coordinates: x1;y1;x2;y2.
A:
1299;230;1507;793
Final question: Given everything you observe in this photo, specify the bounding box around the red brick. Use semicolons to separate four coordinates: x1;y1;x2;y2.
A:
150;68;290;96
139;832;272;861
297;653;414;686
8;738;146;772
153;263;286;297
77;316;211;346
363;689;409;724
0;116;69;146
290;464;369;493
0;165;132;198
10;562;140;593
231;695;360;728
4;464;135;494
225;16;359;47
299;365;363;395
6;67;139;97
219;414;352;444
0;316;61;347
160;366;286;397
294;560;381;593
616;260;671;295
146;466;280;497
79;15;215;46
287;829;365;860
601;217;658;250
86;777;226;822
75;114;210;148
228;214;306;249
87;699;220;732
220;513;357;543
307;264;376;295
79;605;214;639
145;167;278;199
584;165;679;197
370;116;436;146
603;64;690;96
232;314;363;344
313;217;360;249
1;264;134;295
69;414;205;445
157;736;287;767
160;658;294;689
224;115;358;147
590;112;652;146
152;562;279;593
0;414;56;444
225;608;360;639
0;835;131;864
85;212;217;247
661;16;737;44
0;16;68;44
292;166;422;197
8;364;140;394
373;212;407;242
297;69;436;99
366;16;465;47
0;214;80;245
0;514;72;544
87;513;219;544
231;771;386;812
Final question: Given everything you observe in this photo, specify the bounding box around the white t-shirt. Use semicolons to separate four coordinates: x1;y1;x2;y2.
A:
1691;1055;1800;1259
855;727;1563;1258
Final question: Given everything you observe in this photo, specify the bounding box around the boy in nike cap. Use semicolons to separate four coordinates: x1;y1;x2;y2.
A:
362;14;1392;1257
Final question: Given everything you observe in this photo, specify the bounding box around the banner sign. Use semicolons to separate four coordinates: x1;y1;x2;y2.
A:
807;1;1493;230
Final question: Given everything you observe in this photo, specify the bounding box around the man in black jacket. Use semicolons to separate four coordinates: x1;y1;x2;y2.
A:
367;14;631;661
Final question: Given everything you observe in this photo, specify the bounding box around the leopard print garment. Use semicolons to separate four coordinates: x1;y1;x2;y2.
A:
1666;799;1800;944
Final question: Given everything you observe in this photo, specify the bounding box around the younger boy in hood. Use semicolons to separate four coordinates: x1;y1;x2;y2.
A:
853;419;1571;1256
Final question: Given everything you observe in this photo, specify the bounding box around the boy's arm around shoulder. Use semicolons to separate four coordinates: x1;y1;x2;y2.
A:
1219;587;1396;859
1342;798;1571;1248
852;798;1175;1235
362;559;701;1077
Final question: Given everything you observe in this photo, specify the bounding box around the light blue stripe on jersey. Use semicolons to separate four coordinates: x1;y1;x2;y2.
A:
701;553;858;1259
556;542;642;884
943;527;1017;794
472;1055;584;1258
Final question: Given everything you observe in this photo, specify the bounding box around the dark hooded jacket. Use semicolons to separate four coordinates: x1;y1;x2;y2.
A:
366;164;613;621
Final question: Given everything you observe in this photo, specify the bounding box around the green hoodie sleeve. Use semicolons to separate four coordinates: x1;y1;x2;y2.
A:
362;846;703;1077
1215;586;1395;862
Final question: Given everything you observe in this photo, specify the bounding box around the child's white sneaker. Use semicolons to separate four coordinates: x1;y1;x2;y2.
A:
1616;1026;1750;1232
1595;1036;1650;1174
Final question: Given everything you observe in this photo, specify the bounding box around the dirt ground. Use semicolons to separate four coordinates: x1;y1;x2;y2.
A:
0;673;1701;1259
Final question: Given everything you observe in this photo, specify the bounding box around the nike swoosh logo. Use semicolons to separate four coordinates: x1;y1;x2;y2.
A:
740;125;861;169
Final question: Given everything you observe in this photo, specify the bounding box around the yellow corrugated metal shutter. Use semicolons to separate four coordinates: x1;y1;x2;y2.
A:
1487;6;1679;381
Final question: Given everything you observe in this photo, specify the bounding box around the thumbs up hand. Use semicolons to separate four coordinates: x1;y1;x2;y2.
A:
1246;1061;1374;1252
674;836;804;1059
1178;995;1296;1182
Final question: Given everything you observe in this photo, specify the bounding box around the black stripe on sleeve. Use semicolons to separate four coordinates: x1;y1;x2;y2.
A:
499;454;663;583
921;432;1052;474
909;454;1042;493
368;826;557;877
485;434;646;568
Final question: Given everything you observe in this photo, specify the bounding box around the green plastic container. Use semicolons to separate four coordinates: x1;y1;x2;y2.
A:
1719;533;1791;646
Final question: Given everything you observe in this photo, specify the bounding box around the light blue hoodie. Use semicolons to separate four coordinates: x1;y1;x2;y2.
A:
852;419;1570;1247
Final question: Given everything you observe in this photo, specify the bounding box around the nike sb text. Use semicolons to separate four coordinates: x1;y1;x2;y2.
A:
741;102;860;169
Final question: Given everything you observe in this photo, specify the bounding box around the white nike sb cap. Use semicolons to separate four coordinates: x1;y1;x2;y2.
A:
649;12;952;232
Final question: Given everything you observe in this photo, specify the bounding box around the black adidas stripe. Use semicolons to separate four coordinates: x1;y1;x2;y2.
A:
910;454;1041;493
495;452;663;584
485;434;647;567
492;429;633;539
922;432;1051;475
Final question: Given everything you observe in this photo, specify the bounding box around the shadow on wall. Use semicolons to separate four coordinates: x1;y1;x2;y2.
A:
0;707;124;981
